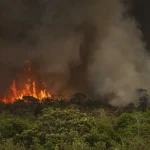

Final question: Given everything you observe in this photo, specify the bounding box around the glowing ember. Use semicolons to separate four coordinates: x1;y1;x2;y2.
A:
1;60;51;103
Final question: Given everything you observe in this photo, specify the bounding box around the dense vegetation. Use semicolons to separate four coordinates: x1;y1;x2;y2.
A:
0;95;150;150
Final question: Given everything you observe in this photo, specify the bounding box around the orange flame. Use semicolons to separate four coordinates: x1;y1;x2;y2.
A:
1;79;51;103
1;60;51;103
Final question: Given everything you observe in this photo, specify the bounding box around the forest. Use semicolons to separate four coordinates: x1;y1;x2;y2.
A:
0;93;150;150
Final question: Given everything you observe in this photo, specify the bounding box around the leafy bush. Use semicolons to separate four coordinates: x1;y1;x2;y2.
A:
0;106;150;150
0;113;29;139
16;107;92;149
115;109;150;149
0;139;25;150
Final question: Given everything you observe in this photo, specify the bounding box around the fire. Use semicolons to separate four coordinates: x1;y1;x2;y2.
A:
1;79;51;103
1;60;51;103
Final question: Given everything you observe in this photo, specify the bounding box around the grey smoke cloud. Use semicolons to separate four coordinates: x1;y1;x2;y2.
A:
89;15;150;106
0;0;149;106
35;0;120;94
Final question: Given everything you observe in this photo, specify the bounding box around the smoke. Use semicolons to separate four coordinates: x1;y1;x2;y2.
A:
0;0;150;106
89;13;150;106
35;0;121;94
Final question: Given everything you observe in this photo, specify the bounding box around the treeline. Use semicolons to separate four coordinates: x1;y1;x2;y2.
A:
0;92;149;150
0;91;149;117
0;107;150;150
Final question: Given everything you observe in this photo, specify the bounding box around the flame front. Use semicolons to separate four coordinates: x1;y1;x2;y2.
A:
1;60;51;103
1;79;51;103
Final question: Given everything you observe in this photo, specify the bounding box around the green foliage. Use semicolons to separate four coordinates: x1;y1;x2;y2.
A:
115;109;150;149
0;113;29;139
16;107;92;149
0;107;150;149
0;139;25;150
84;109;120;149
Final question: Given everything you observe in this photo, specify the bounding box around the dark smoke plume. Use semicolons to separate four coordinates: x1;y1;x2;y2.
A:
0;0;150;106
